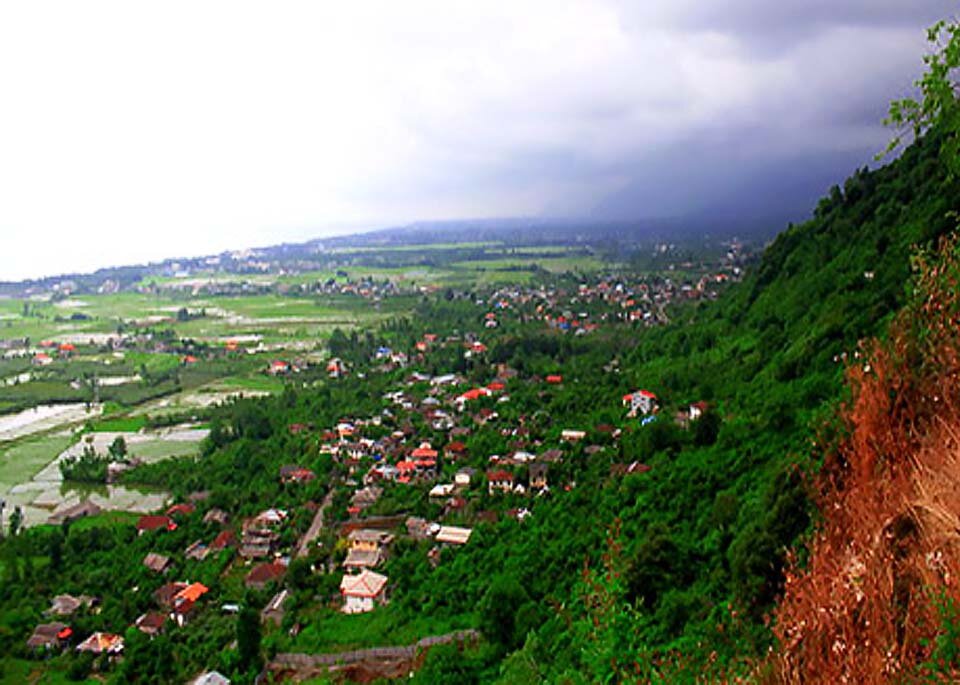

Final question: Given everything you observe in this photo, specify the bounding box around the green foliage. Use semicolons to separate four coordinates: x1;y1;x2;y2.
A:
59;445;110;483
236;604;263;675
478;576;532;652
885;20;960;175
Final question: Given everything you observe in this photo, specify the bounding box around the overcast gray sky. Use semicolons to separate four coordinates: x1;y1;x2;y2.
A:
0;1;953;280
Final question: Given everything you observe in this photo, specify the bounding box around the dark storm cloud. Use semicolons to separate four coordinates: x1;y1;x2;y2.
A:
623;1;958;55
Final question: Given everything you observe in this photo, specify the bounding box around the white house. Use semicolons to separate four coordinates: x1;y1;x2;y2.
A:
623;390;658;417
340;570;388;614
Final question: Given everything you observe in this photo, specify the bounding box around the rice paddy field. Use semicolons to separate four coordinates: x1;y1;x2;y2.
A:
0;425;208;528
0;241;618;528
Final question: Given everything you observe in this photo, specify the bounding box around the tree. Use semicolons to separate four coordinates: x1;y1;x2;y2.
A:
108;435;128;460
236;604;262;674
8;506;22;537
885;20;960;174
479;576;530;651
693;409;721;446
625;522;690;610
49;530;64;572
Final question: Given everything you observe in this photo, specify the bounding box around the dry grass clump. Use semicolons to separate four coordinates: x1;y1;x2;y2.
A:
769;236;960;683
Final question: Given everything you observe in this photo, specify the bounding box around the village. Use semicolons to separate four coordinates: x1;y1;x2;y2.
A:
13;270;721;683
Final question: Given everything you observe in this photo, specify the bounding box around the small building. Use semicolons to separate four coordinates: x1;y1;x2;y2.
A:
623;390;658;417
47;594;94;617
268;360;291;376
327;357;347;377
166;502;196;518
688;401;709;421
405;516;433;540
209;529;236;552
560;430;586;442
143;552;172;574
137;515;176;534
189;673;231;685
540;449;564;463
26;622;70;650
454;467;476;488
350;486;382;511
76;632;124;655
435;526;472;545
170;582;210;627
487;469;515;495
203;508;230;526
245;561;287;590
134;612;167;637
154;583;189;609
280;464;316;484
185;540;210;561
32;352;53;366
445;441;468;461
429;483;456;498
340;569;388;614
529;463;549;490
343;528;393;570
261;589;289;627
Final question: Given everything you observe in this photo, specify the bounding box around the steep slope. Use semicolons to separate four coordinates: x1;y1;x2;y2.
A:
771;235;960;683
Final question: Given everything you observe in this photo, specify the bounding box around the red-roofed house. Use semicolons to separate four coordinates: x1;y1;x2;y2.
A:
135;612;167;636
269;360;291;376
166;503;196;518
455;387;491;410
444;441;467;461
410;446;438;460
167;582;209;626
175;582;209;605
76;632;123;655
340;569;388;613
688;401;709;421
209;529;236;552
280;465;316;484
546;375;563;384
487;469;515;495
245;562;287;590
623;390;658;416
137;515;176;534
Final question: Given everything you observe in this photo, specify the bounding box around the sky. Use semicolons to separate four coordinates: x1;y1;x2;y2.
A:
0;1;954;280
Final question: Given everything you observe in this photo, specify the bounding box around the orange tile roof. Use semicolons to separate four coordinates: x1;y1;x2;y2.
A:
174;582;208;603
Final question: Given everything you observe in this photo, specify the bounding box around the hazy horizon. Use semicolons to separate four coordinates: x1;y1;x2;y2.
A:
1;1;953;280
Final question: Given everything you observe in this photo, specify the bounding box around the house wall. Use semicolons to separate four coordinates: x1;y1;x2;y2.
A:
343;595;374;614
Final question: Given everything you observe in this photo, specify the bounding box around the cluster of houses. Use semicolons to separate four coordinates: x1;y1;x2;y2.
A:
472;266;742;335
19;272;718;677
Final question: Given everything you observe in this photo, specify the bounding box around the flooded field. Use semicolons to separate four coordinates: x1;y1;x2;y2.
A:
0;403;102;442
0;425;208;527
130;386;272;417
